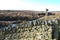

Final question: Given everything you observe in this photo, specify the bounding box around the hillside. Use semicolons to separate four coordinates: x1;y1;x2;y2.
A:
0;10;60;40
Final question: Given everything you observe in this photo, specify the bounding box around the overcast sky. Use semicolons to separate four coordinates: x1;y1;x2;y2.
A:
0;0;60;11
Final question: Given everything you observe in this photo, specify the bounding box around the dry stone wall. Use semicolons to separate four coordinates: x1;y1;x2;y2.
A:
4;25;52;40
0;19;59;40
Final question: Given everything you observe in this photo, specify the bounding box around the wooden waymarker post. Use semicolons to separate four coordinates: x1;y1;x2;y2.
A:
45;8;48;25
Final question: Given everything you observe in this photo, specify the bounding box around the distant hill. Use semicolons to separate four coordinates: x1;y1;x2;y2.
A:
0;10;55;21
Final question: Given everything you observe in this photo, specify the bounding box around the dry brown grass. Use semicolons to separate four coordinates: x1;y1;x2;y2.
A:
40;14;60;20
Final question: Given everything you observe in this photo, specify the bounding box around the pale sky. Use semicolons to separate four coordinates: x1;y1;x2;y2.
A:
0;0;60;11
